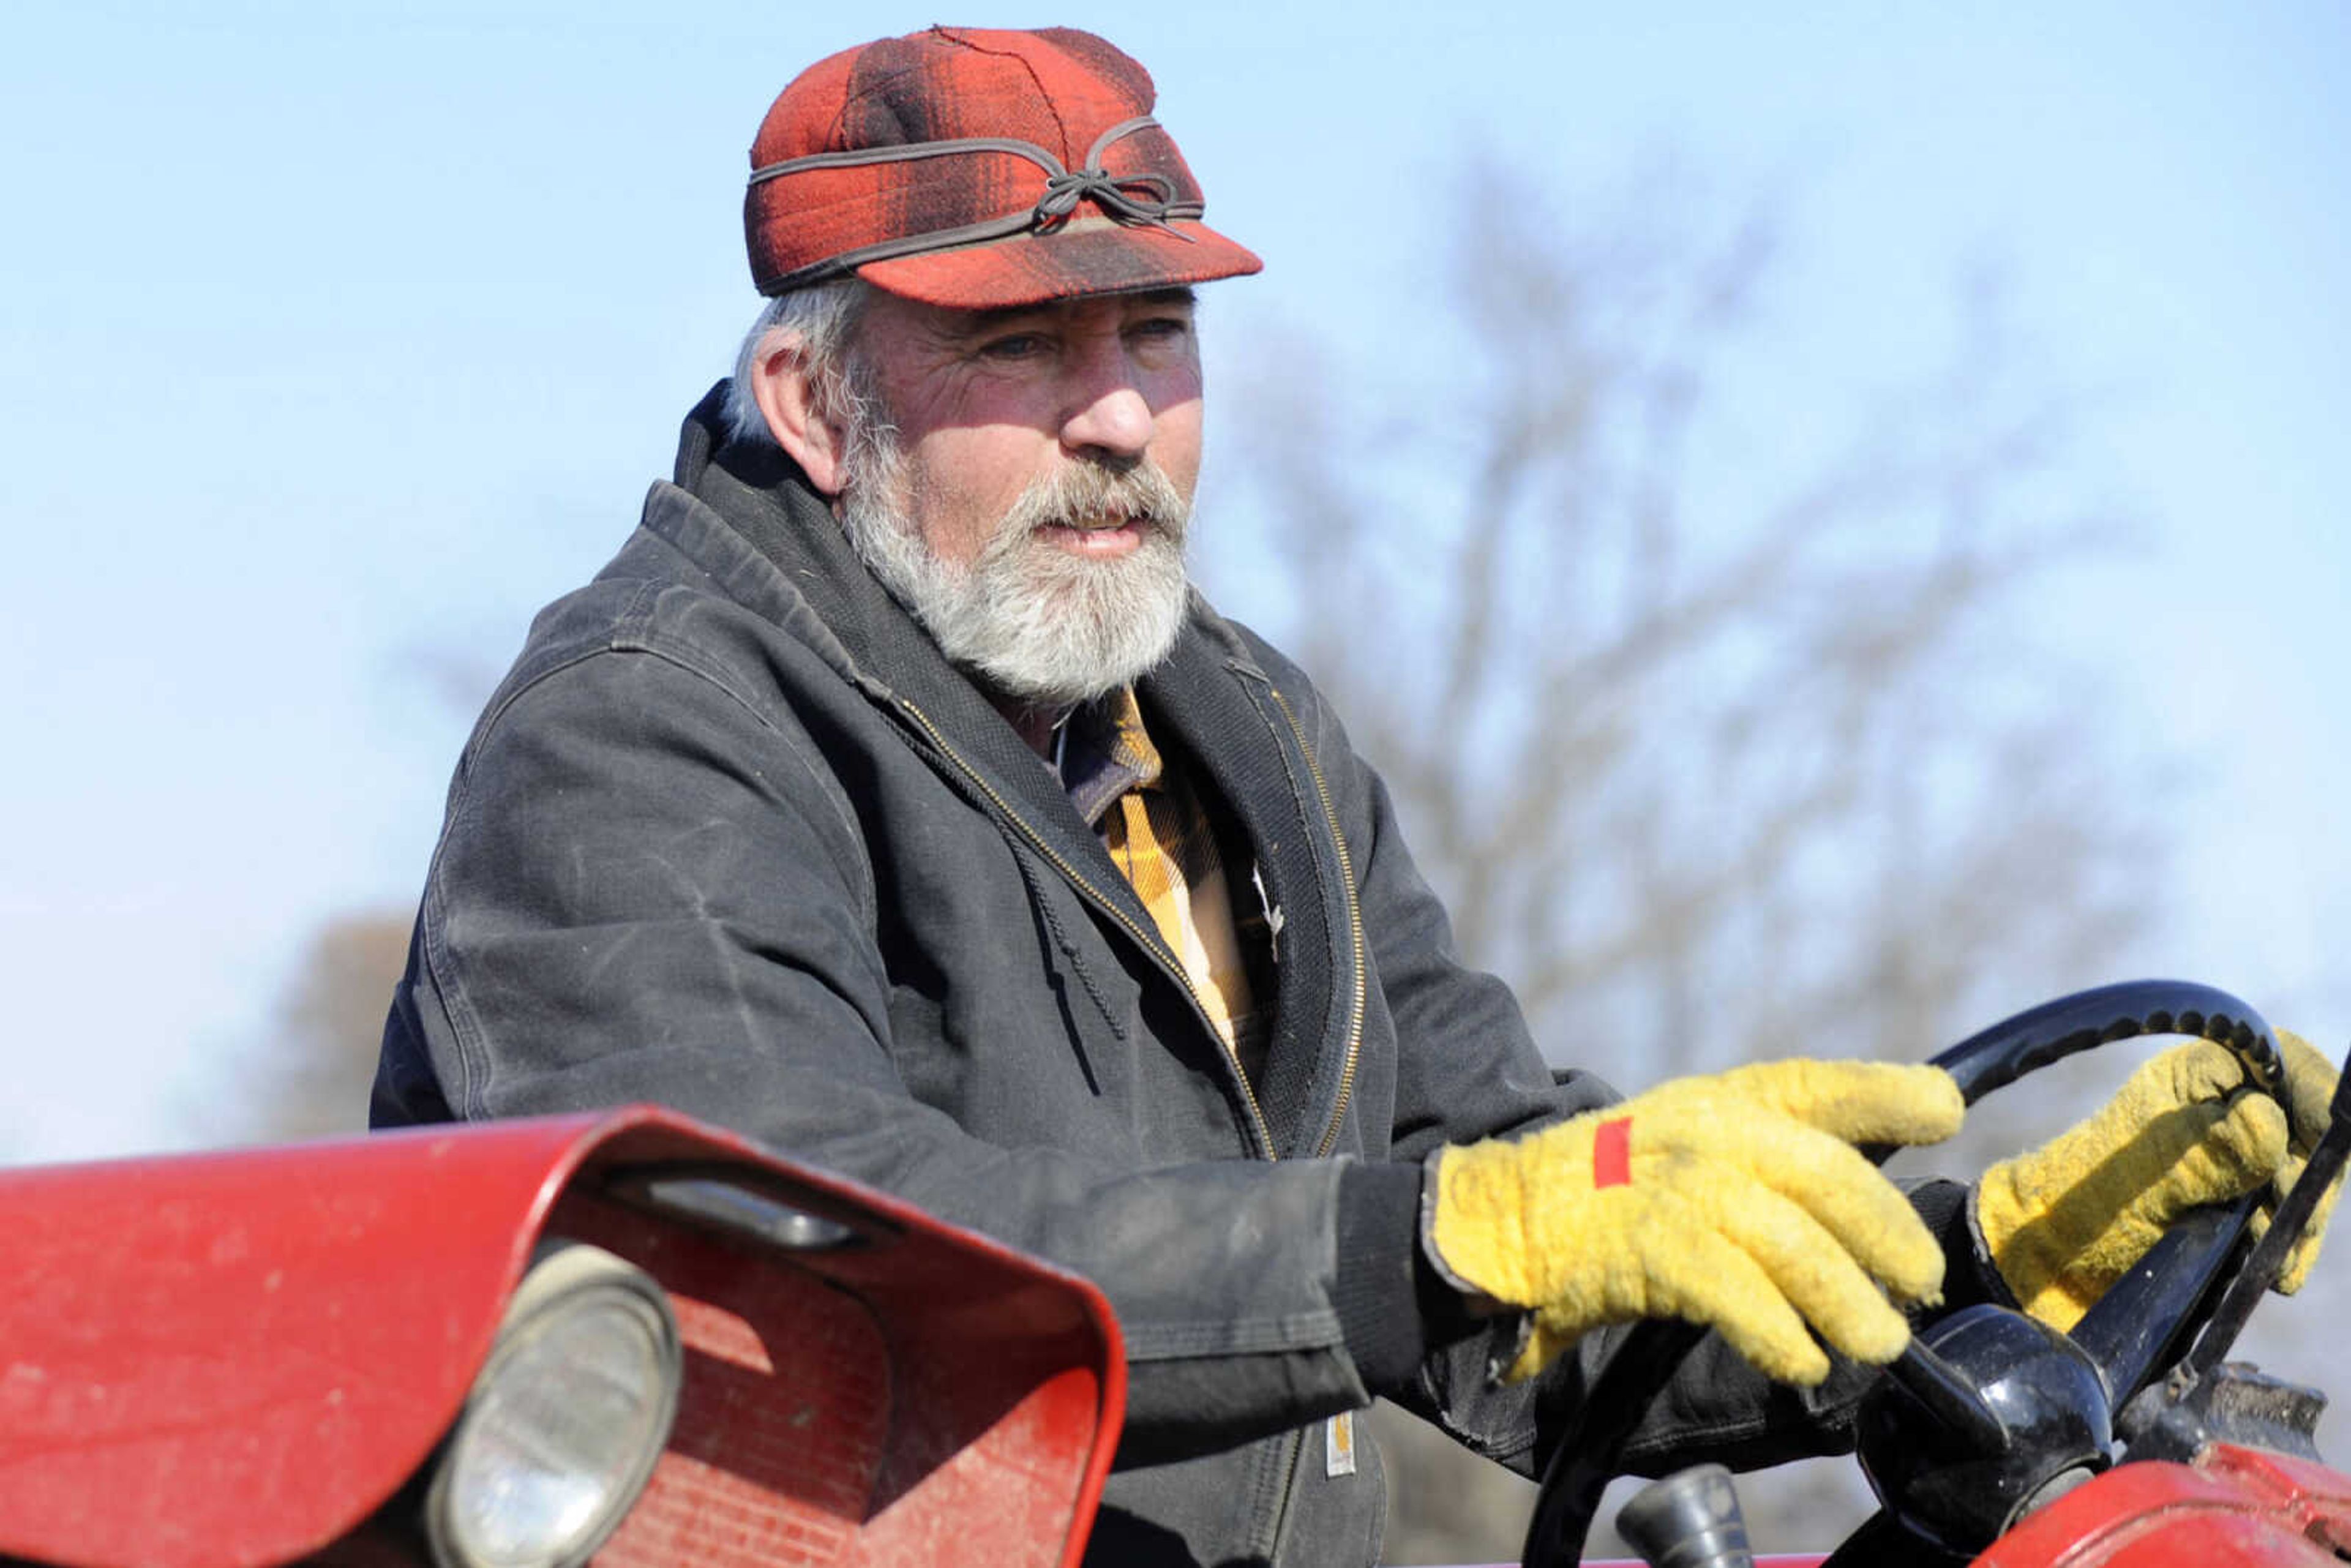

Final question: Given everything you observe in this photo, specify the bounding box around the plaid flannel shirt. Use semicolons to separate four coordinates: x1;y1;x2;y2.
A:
1060;687;1272;1083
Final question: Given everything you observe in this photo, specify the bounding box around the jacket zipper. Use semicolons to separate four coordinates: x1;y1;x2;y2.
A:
1260;1423;1311;1562
894;696;1283;1161
1264;688;1368;1160
1253;687;1374;1566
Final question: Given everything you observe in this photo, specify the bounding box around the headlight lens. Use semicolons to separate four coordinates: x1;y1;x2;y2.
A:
427;1242;682;1568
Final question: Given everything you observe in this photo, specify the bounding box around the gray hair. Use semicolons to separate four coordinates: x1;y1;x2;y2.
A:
720;277;878;449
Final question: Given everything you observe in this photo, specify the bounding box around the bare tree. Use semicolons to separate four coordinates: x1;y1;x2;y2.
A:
1207;160;2165;1560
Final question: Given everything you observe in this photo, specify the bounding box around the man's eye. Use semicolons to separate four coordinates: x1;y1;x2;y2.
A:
1131;316;1193;343
978;332;1048;360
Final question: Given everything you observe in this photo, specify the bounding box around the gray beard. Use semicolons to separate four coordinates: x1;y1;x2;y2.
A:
838;434;1194;709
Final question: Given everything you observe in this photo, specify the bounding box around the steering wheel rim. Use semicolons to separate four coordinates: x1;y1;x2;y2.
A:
1520;979;2283;1568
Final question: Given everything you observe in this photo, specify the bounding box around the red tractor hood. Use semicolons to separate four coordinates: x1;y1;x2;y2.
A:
0;1109;1125;1568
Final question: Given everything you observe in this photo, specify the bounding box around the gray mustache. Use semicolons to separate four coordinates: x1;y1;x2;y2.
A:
1007;461;1190;538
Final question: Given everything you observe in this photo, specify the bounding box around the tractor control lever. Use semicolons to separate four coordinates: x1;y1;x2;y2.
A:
1617;1464;1755;1568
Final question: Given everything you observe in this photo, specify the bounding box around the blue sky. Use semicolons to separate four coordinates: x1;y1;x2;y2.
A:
2;2;2346;1162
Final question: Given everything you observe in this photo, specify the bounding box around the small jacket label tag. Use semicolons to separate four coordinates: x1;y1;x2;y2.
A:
1324;1411;1357;1477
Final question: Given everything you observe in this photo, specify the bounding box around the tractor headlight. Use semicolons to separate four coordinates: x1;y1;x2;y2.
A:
425;1242;681;1568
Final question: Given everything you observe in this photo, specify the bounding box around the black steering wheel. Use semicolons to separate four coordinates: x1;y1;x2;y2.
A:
1520;980;2293;1568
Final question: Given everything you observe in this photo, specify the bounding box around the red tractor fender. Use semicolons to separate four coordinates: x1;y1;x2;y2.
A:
0;1108;1125;1568
1977;1443;2351;1567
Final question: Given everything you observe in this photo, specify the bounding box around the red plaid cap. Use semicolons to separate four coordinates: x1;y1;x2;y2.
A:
744;26;1262;309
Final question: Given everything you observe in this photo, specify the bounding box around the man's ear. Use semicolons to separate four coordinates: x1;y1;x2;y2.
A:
749;337;849;497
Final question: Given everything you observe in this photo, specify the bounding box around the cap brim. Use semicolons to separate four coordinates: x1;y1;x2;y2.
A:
856;216;1262;310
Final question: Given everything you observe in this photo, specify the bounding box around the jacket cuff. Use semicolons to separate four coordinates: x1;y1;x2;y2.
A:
1335;1161;1483;1394
1910;1177;2019;1314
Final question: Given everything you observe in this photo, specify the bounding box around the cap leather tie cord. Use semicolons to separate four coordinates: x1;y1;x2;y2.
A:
1978;1031;2344;1331
748;119;1195;296
1427;1060;1964;1386
1035;154;1189;230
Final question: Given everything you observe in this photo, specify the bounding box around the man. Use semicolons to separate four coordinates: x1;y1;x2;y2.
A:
373;26;2338;1566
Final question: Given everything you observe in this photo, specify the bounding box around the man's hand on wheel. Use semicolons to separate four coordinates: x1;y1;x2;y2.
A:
1425;1060;1965;1386
1976;1032;2343;1332
2259;1030;2344;1293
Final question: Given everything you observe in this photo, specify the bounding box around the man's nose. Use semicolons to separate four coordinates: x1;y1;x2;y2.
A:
1059;346;1155;462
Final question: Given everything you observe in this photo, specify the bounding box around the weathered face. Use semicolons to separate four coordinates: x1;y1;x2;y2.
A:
855;286;1204;565
834;287;1205;706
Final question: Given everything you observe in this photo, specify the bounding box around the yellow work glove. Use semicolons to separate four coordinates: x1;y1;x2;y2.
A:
2255;1030;2344;1294
1427;1060;1964;1387
1976;1038;2307;1332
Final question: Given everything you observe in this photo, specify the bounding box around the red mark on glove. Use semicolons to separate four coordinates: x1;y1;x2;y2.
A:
1594;1116;1633;1188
